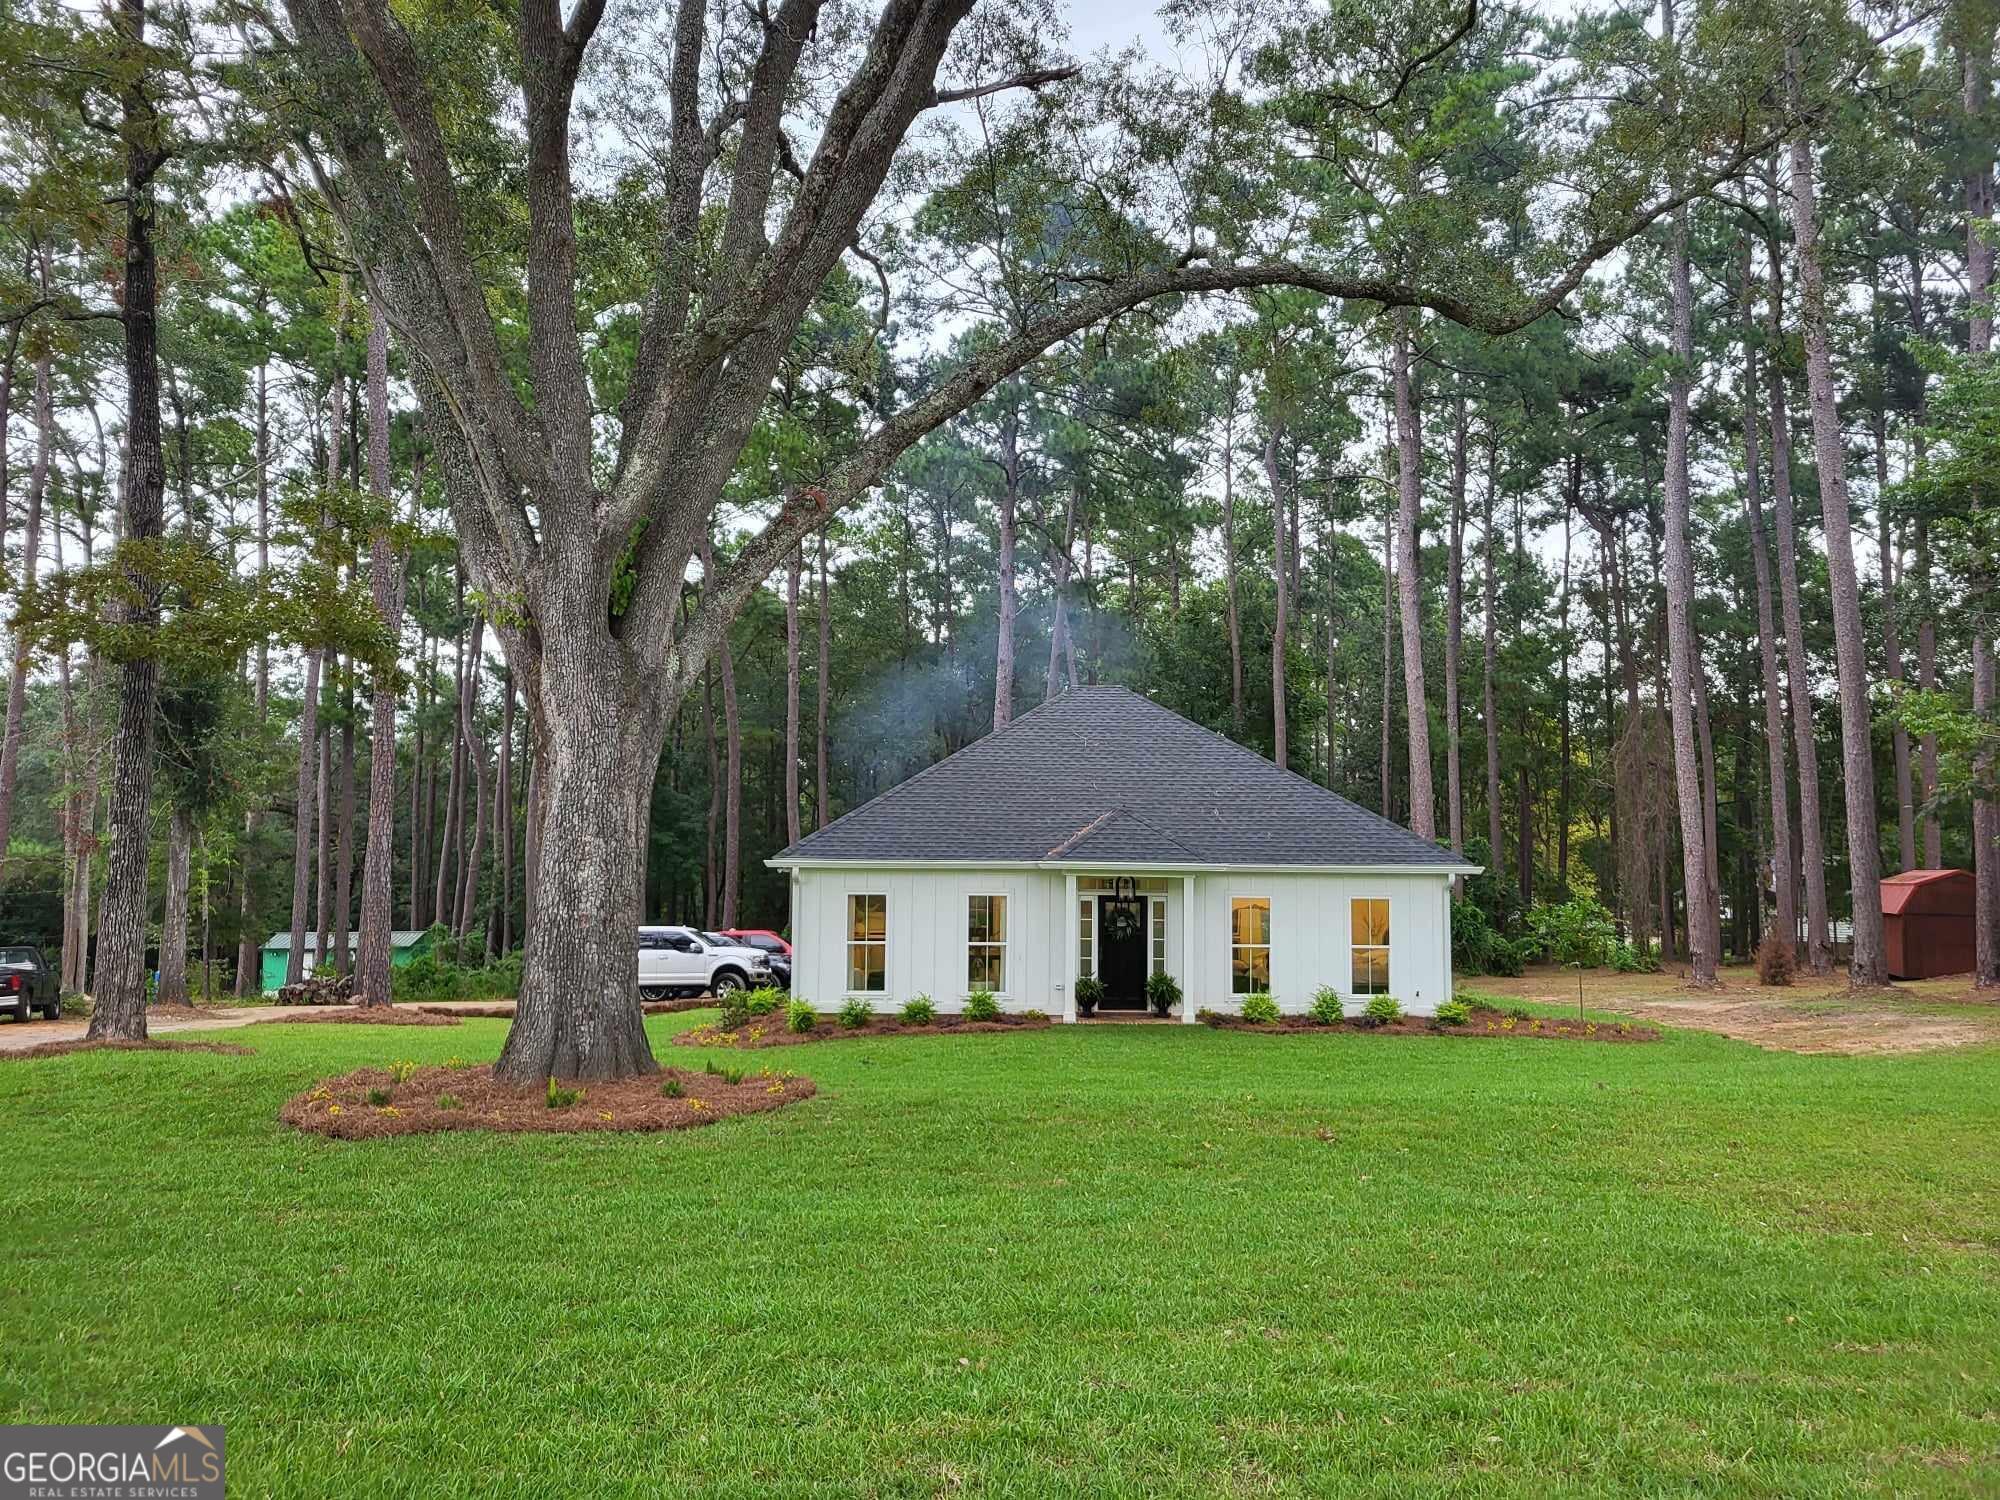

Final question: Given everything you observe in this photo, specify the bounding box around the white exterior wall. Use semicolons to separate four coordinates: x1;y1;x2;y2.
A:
786;866;1454;1018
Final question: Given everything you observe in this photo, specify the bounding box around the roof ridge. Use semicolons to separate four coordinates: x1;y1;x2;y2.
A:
780;686;1086;859
1115;688;1462;861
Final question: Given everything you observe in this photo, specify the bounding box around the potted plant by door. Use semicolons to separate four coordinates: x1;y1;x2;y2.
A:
1074;976;1105;1018
1145;971;1182;1018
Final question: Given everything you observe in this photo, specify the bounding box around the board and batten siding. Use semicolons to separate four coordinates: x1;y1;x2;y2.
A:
787;866;1453;1017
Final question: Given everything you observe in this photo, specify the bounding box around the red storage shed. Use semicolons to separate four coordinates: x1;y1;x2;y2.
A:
1881;869;1978;979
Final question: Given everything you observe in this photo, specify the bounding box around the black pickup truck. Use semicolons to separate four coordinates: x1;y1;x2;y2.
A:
0;946;60;1022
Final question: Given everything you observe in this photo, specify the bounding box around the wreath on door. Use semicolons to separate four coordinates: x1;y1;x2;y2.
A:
1101;876;1144;942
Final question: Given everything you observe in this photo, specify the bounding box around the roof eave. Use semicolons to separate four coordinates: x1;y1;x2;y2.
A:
768;855;1484;877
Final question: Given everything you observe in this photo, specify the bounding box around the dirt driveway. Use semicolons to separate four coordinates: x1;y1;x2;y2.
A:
1469;966;2000;1056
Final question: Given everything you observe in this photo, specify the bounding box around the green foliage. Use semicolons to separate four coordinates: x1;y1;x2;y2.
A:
1073;976;1106;1015
435;1092;462;1111
1308;986;1345;1025
838;996;872;1029
744;986;785;1017
899;994;937;1026
545;1077;584;1109
1145;971;1182;1016
1363;995;1403;1026
366;1086;391;1106
387;1058;418;1086
392;931;521;1003
1526;898;1618;968
787;998;818;1033
659;1078;684;1099
1239;992;1280;1024
702;1059;745;1086
1608;941;1658;975
1435;998;1472;1027
963;988;999;1022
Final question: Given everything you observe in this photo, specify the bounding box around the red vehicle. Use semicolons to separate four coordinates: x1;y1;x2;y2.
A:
718;929;791;958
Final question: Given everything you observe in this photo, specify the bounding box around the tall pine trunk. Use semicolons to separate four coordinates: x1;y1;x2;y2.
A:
992;407;1020;730
357;304;408;1004
156;808;192;1005
1264;427;1290;770
1444;395;1466;858
815;532;831;830
0;304;53;884
784;545;802;846
1391;312;1435;839
1788;52;1887;985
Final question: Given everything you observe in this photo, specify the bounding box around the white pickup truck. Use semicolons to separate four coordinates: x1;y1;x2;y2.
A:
636;926;773;1000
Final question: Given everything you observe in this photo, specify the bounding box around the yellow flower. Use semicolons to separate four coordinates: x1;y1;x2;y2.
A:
327;1105;342;1117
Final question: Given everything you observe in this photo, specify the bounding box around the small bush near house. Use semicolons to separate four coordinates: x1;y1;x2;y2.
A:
1145;971;1182;1017
1756;931;1797;987
1361;995;1403;1027
964;989;1000;1022
716;994;751;1031
1022;1009;1049;1023
900;994;937;1026
745;987;785;1016
546;1076;584;1110
1239;992;1279;1024
837;996;871;1029
1435;998;1471;1026
787;998;818;1033
1074;976;1105;1016
1308;986;1344;1026
660;1078;684;1099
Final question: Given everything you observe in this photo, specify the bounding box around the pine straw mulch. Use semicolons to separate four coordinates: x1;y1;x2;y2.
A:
281;1062;816;1139
262;1005;463;1027
145;1003;227;1022
1199;1005;1658;1043
2;1038;256;1063
412;997;713;1020
675;1011;1056;1050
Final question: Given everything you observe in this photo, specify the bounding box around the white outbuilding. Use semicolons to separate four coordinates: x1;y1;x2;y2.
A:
769;685;1478;1021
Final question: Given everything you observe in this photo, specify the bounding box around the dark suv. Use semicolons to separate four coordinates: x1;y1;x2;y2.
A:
0;946;60;1022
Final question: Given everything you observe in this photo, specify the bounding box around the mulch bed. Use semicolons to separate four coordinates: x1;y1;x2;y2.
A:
2;1038;255;1063
675;1011;1055;1049
145;1003;226;1022
263;1006;463;1027
413;998;711;1019
1200;1005;1658;1043
281;1062;816;1139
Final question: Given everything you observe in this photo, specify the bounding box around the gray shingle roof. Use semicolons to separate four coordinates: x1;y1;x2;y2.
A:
776;685;1471;869
263;930;428;951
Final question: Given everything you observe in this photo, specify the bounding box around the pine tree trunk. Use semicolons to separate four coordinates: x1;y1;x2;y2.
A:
815;531;831;830
434;602;467;925
1788;58;1887;986
1483;431;1503;866
314;712;333;967
87;0;168;1041
498;670;514;953
1391;313;1435;839
992;407;1020;730
1765;164;1835;973
1445;395;1466;857
1264;427;1290;770
356;303;407;1004
1660;93;1720;986
703;663;720;925
156;808;192;1006
1221;393;1244;739
1965;23;1999;983
1381;499;1394;819
719;620;742;928
284;650;322;986
1739;243;1799;950
1875;382;1915;875
332;673;356;975
455;620;488;937
785;545;802;847
0;317;53;884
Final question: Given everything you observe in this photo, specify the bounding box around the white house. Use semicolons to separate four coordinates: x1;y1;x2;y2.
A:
769;685;1479;1020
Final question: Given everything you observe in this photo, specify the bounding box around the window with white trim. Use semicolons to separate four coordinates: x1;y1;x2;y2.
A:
847;894;887;993
1230;897;1271;994
967;894;1008;992
1149;895;1168;975
1077;897;1095;977
1350;898;1390;995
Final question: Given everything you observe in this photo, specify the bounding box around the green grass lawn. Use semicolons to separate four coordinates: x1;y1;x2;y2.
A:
4;1013;1997;1497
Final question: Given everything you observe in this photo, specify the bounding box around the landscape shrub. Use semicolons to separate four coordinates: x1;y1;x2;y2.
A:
435;1092;462;1111
837;996;871;1029
1361;994;1403;1027
660;1078;684;1098
1239;991;1279;1024
900;994;937;1025
1526;897;1618;968
702;1059;745;1085
1434;997;1471;1026
1756;930;1796;987
964;989;1000;1022
366;1087;392;1106
745;986;785;1016
1608;940;1659;974
786;998;818;1033
1074;976;1105;1016
1145;971;1182;1016
545;1076;584;1109
392;929;523;1003
1307;986;1344;1026
716;994;752;1031
387;1059;418;1085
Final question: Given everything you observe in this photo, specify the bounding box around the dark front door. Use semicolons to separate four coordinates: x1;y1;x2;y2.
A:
1096;893;1148;1009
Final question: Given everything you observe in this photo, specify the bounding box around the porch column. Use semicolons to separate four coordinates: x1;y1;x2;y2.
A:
1063;872;1078;1023
1181;873;1196;1023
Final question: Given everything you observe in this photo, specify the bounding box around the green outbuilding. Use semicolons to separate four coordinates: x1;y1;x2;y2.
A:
259;929;431;993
